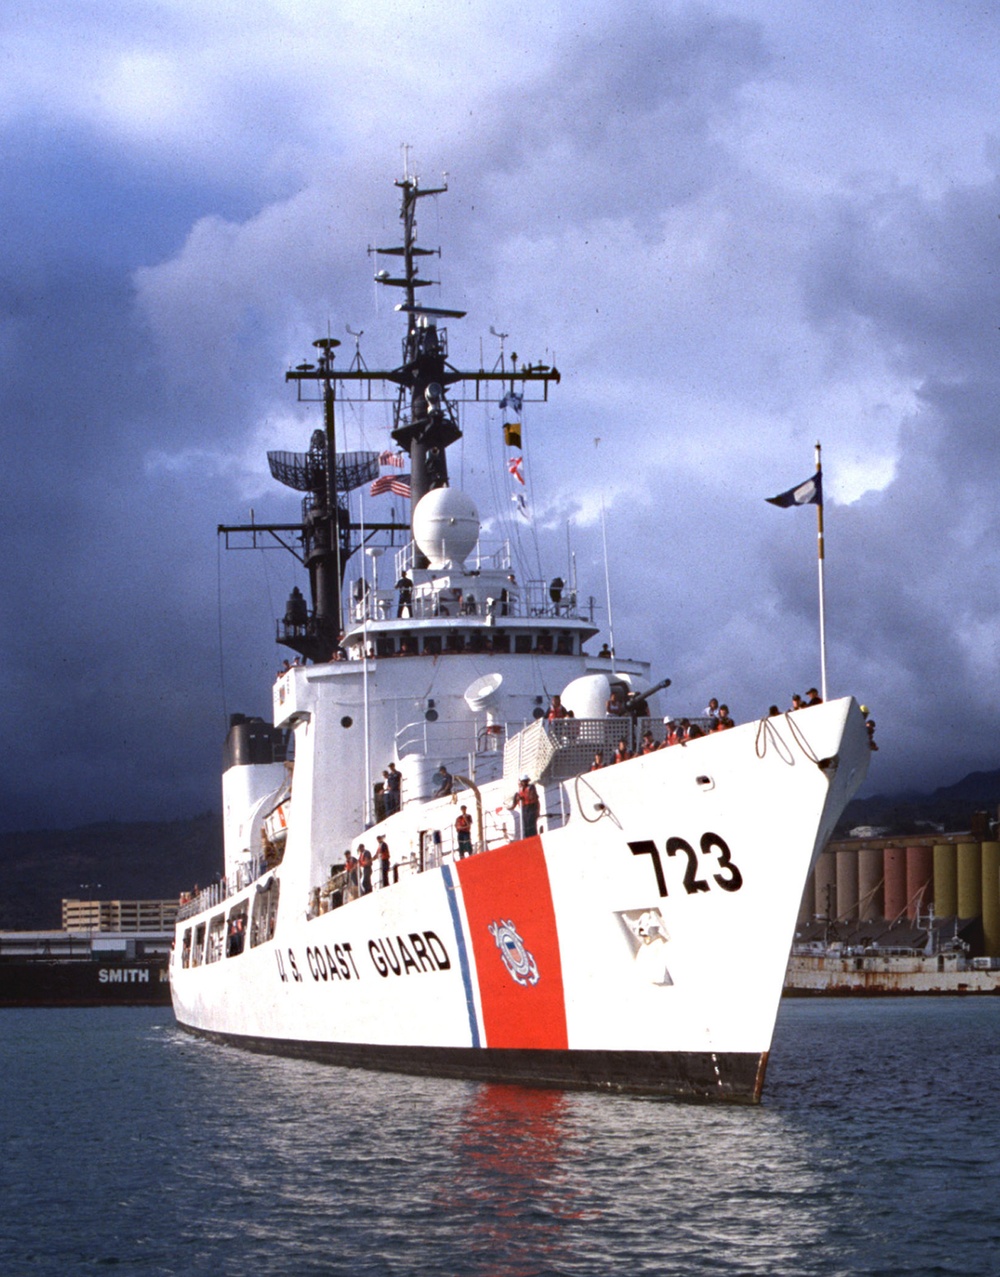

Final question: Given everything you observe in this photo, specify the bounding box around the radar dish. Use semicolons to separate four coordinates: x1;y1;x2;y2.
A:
267;450;380;494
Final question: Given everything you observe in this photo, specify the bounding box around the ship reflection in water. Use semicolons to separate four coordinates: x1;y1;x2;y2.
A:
442;1085;589;1269
437;1079;838;1275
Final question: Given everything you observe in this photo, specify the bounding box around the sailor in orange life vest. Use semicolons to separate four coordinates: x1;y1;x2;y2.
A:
455;805;474;857
513;775;540;838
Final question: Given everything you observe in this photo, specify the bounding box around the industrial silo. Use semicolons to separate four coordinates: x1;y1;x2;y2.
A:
836;848;860;922
858;846;884;921
957;842;982;920
813;852;837;921
981;841;1000;957
883;846;908;921
933;843;957;918
905;845;934;920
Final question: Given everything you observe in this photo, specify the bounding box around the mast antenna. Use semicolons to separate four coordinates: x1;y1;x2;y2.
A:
346;325;364;367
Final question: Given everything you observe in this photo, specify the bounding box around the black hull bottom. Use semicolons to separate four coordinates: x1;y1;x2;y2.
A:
175;1022;769;1103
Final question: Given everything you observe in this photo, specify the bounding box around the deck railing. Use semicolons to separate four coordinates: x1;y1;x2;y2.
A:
177;854;267;922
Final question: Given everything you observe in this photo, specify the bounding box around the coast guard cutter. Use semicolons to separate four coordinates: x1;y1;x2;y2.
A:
170;173;870;1102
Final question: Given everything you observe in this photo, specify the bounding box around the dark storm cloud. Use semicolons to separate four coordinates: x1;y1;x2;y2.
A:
760;176;1000;789
0;111;289;831
470;7;768;220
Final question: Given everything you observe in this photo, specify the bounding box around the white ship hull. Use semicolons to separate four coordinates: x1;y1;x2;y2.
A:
172;699;869;1102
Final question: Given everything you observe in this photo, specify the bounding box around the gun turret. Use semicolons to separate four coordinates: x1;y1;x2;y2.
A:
624;677;672;717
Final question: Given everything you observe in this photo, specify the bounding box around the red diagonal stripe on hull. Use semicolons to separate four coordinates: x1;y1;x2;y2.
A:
456;836;568;1049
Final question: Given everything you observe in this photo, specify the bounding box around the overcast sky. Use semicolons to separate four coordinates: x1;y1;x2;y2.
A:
3;0;1000;832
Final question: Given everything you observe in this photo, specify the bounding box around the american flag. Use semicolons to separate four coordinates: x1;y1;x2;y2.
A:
378;449;405;469
370;474;411;498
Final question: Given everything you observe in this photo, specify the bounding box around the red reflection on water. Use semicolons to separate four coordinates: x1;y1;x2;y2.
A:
438;1084;591;1275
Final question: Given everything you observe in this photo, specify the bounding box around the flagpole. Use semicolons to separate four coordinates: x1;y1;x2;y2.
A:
815;441;828;702
600;494;617;673
595;438;617;671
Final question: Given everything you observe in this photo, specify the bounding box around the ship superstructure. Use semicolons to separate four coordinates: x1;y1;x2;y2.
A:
171;174;871;1102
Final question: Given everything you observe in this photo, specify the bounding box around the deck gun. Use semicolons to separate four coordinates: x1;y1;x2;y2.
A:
616;676;671;718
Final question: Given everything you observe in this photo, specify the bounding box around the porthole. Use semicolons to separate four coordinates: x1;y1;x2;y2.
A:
341;716;353;728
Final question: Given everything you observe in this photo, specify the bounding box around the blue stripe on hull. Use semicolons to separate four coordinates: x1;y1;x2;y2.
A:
441;863;481;1048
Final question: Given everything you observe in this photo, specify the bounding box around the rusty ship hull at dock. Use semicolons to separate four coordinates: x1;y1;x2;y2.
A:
784;952;1000;996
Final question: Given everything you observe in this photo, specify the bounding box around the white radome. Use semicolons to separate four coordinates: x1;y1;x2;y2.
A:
560;673;611;720
412;488;480;568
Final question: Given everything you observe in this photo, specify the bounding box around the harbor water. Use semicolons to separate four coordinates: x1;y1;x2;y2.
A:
2;1000;998;1276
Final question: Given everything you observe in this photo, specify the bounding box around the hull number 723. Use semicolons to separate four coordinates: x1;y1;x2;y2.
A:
628;833;744;897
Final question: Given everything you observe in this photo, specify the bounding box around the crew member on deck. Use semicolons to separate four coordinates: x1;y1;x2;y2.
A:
376;834;391;887
385;762;401;813
513;775;540;838
432;763;453;798
455;806;473;858
343;849;359;901
395;571;413;618
358;845;373;895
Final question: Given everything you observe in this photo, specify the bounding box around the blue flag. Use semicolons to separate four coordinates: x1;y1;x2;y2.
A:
766;471;822;508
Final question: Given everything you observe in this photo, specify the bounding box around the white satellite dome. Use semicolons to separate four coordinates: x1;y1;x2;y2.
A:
560;673;612;720
412;488;480;568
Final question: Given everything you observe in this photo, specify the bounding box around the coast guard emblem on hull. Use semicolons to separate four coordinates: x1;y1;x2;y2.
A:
488;919;539;986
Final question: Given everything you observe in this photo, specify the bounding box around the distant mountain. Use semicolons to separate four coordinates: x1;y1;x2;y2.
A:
835;769;1000;838
0;813;222;930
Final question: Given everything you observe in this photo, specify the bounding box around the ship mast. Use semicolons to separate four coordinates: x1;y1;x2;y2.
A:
221;172;561;661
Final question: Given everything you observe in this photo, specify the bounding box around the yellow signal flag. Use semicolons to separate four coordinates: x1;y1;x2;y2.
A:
503;421;522;449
